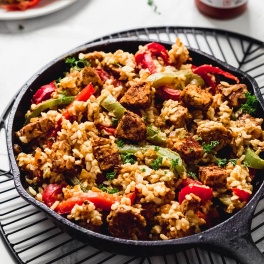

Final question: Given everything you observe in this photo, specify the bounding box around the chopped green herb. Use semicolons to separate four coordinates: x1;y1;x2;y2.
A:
116;139;124;148
240;92;258;115
229;159;238;166
65;56;89;71
121;153;136;164
170;158;179;171
98;184;108;192
55;77;62;87
141;168;146;172
151;156;163;170
98;184;119;194
106;171;116;180
202;141;219;153
154;146;160;151
196;136;202;141
107;187;119;194
188;171;198;179
217;158;227;168
189;148;194;152
65;57;75;67
243;161;249;167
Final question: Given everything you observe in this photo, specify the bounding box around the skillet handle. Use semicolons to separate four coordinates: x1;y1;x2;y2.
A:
200;186;264;264
206;233;264;264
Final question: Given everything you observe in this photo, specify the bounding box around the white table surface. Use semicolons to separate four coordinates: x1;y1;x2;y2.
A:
0;0;263;263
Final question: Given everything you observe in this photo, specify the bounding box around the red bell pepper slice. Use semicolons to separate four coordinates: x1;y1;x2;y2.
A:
178;184;212;204
31;81;56;105
0;0;39;11
135;52;156;74
42;184;65;207
193;64;239;83
192;64;239;94
62;83;95;119
102;126;116;134
135;42;170;74
55;191;135;214
157;86;181;101
232;188;251;201
146;42;170;65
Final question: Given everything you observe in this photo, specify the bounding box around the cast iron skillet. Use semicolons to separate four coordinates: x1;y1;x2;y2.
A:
7;39;264;264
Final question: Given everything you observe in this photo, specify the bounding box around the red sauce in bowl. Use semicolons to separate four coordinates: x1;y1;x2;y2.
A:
195;0;248;19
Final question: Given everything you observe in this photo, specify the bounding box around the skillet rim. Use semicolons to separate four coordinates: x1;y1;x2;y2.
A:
6;37;264;254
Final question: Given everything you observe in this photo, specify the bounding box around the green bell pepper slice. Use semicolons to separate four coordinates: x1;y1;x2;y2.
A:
118;144;185;176
146;70;205;89
25;95;75;125
244;148;264;169
100;94;126;120
146;125;167;146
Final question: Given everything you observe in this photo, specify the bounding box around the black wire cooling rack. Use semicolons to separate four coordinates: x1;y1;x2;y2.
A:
1;27;264;264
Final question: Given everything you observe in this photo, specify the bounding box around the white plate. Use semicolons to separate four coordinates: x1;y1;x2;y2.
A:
0;0;78;20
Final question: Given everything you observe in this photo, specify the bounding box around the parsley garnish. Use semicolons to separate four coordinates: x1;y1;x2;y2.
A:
98;184;108;192
55;77;61;84
170;158;179;171
121;153;136;164
106;171;116;180
154;146;160;151
150;157;163;170
98;184;119;194
217;158;227;168
65;57;89;70
188;171;198;179
243;161;249;167
240;92;258;115
116;139;124;148
141;168;146;172
229;159;238;166
107;187;119;194
202;141;219;153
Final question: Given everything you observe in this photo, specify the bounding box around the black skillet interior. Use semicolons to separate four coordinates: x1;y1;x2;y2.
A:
7;39;264;263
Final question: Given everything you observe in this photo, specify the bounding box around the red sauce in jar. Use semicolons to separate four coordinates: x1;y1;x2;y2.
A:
195;0;248;19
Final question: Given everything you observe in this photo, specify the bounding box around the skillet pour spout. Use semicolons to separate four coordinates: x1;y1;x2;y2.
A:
6;38;264;263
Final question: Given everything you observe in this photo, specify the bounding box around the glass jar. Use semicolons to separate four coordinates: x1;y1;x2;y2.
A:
195;0;248;19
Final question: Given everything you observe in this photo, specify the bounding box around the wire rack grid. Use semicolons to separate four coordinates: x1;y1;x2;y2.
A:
0;27;264;264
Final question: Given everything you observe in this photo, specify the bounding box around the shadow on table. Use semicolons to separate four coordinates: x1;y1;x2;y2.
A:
0;0;91;34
